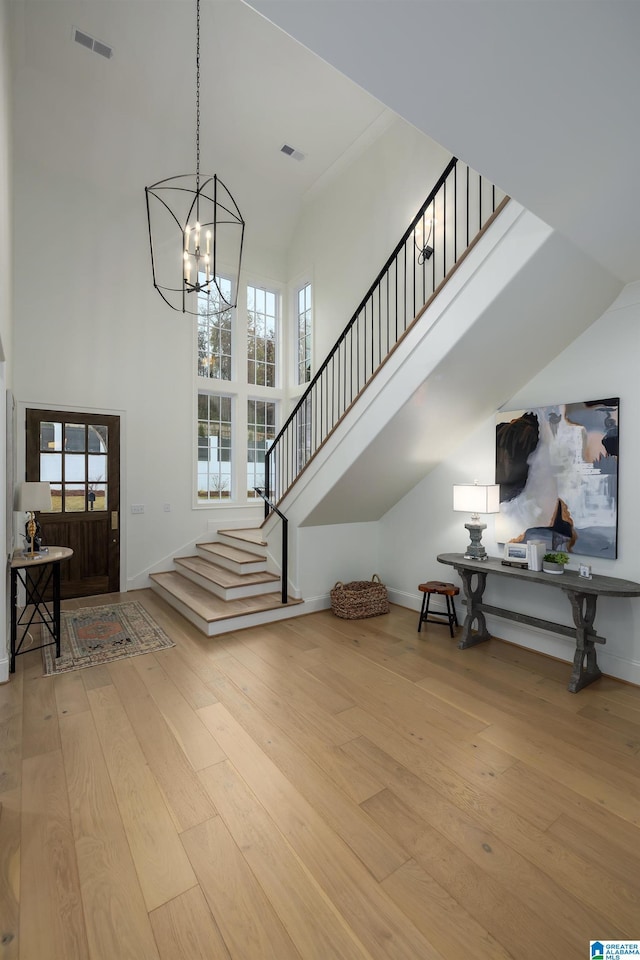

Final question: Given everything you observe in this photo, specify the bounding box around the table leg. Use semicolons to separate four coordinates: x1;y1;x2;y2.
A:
53;563;61;659
10;569;17;674
565;590;602;692
458;568;491;649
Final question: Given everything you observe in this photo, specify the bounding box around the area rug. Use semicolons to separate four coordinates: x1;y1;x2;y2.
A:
42;601;174;675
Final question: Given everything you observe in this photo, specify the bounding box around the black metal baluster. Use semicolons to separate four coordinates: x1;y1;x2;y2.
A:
466;165;470;248
262;155;505;512
384;271;388;355
377;284;381;371
453;161;458;263
443;175;447;282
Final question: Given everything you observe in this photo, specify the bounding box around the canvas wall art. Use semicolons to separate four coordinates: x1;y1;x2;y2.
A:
495;398;619;559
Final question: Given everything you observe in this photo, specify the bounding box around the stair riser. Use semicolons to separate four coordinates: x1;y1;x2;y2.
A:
149;580;211;634
150;579;305;637
196;546;266;575
176;565;281;601
204;602;307;636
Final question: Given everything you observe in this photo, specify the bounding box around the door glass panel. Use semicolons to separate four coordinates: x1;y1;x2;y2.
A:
65;453;85;482
88;454;107;483
50;483;62;513
40;422;62;451
40;452;62;482
64;484;86;512
88;484;107;511
65;423;85;452
89;425;108;453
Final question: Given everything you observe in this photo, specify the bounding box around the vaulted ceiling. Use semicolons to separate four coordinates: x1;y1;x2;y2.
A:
246;0;640;287
12;0;638;289
8;0;393;266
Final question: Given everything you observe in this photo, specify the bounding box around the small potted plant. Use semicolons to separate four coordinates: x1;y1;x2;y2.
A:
542;551;569;574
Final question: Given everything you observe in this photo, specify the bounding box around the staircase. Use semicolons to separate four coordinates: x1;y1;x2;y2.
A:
149;527;303;636
150;160;512;636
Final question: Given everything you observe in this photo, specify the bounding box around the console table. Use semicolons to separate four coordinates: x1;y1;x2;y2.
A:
10;546;73;674
437;553;640;692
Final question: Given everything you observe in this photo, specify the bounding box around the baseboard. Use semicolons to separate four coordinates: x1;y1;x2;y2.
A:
478;609;640;689
296;593;332;613
388;588;450;615
0;656;9;683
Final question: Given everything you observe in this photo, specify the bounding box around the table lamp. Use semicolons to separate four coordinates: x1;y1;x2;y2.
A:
17;481;52;557
453;481;500;560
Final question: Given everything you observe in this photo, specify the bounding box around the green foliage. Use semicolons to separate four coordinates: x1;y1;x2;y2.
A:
543;551;569;565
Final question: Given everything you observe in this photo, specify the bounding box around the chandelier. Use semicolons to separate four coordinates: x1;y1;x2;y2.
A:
145;0;244;315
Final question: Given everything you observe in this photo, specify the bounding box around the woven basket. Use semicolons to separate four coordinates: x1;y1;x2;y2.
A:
330;574;389;619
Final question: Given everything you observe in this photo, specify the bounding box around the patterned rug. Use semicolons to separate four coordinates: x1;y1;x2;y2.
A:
42;601;175;675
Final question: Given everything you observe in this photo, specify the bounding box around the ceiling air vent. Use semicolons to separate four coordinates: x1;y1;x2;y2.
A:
73;27;113;59
280;143;306;162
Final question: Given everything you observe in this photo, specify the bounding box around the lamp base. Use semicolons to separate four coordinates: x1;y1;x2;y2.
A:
24;518;42;554
464;521;488;561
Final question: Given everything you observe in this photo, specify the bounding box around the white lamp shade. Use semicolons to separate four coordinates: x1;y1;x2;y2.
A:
453;483;500;515
16;481;52;512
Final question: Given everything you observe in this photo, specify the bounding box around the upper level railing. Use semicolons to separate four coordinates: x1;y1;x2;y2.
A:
264;157;508;508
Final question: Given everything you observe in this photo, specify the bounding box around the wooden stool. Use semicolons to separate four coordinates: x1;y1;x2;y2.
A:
417;581;460;638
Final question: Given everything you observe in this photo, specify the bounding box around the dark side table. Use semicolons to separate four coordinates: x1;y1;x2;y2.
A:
9;546;73;674
437;552;640;692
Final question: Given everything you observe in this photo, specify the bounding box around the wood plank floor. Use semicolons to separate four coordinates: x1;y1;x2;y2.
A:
1;590;640;960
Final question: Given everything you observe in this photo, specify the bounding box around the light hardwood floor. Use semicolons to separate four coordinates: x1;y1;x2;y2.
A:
1;592;640;960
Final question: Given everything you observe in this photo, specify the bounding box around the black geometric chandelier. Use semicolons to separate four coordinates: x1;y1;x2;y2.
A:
145;0;244;316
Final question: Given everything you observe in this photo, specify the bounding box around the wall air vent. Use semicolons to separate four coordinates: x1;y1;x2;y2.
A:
72;27;113;59
280;143;306;162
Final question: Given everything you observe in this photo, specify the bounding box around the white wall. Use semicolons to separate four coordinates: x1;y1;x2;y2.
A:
296;521;380;609
288;116;451;362
9;37;450;596
380;281;640;685
0;0;12;680
0;0;9;368
9;42;276;590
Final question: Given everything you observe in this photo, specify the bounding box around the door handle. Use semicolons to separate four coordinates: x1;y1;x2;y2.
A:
111;511;119;531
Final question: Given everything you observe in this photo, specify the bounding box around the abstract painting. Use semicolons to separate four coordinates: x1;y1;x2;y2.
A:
495;398;619;559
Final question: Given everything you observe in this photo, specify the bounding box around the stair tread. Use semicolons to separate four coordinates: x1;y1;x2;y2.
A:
198;541;266;564
175;555;279;587
218;527;268;547
150;571;301;623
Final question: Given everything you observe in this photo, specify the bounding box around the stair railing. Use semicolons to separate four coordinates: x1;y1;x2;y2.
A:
265;157;508;506
253;487;288;604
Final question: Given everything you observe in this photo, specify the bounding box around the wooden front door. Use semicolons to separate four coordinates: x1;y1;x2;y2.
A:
26;409;120;599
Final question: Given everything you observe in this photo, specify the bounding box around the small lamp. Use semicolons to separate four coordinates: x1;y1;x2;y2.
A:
16;481;52;557
453;481;500;561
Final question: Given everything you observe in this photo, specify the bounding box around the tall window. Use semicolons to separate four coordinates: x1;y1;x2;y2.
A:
247;399;276;497
197;277;233;380
194;277;283;506
247;285;277;387
297;282;312;384
197;393;232;500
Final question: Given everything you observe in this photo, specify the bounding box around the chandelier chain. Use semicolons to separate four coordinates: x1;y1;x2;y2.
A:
144;0;244;315
196;0;200;191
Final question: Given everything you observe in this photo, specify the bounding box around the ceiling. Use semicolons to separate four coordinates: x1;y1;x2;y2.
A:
11;0;638;287
246;0;640;287
8;0;393;265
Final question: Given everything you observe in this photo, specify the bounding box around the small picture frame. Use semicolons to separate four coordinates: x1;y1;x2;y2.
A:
503;542;528;566
579;563;592;579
